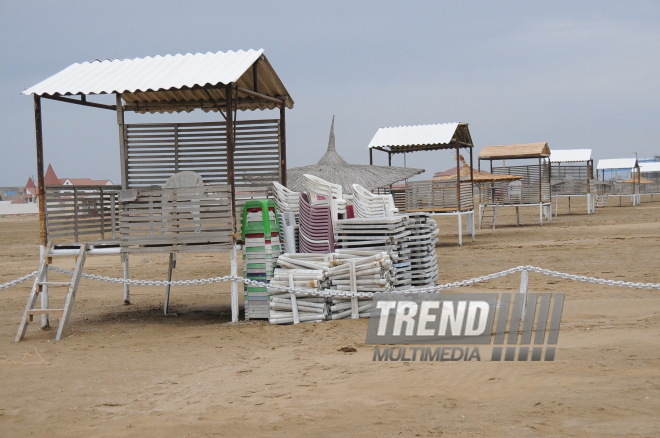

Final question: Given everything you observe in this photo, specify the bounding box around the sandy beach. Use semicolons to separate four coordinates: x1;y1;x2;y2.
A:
0;198;659;437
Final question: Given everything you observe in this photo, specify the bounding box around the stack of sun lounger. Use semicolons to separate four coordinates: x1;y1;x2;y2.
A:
267;250;393;324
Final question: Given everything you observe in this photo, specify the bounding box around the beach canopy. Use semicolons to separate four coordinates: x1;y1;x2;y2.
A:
22;49;293;113
433;155;522;183
479;142;550;160
287;117;424;194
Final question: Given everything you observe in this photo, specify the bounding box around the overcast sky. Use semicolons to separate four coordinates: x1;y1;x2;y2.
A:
1;0;658;186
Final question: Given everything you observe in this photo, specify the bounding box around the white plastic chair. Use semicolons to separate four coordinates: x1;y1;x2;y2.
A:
162;171;204;231
352;184;398;218
302;174;347;223
507;180;522;204
272;181;300;214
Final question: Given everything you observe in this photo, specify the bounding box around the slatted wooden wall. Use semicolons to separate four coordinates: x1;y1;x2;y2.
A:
488;163;551;204
45;185;122;243
404;181;474;212
125;120;281;188
551;164;591;195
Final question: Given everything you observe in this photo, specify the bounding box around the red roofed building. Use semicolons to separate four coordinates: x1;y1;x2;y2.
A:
23;164;114;202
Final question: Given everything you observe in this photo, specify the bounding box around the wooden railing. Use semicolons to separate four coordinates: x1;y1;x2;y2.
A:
119;185;234;252
45;185;122;243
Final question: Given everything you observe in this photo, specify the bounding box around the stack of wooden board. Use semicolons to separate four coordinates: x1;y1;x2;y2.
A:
242;200;281;320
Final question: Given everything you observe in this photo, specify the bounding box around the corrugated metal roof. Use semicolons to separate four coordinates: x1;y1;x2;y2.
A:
367;123;472;153
22;49;293;113
640;161;660;173
550;149;592;163
479;142;550;160
596;158;638;170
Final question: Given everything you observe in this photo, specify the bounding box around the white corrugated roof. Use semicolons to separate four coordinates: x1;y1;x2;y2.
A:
550;149;592;163
640;161;660;173
596;158;638;170
368;123;460;149
23;49;265;96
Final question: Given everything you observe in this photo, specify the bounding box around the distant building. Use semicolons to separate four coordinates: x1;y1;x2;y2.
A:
22;164;114;202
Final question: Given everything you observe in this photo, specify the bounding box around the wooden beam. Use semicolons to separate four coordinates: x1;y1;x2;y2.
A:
116;94;128;189
34;96;47;246
43;95;116;111
225;83;237;235
235;86;285;105
279;103;287;186
253;60;259;94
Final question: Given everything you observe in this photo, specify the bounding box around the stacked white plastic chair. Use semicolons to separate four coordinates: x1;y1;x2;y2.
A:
272;181;300;253
351;184;398;218
302;174;347;224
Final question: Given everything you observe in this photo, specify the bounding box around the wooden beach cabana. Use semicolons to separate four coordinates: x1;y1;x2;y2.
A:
368;122;476;245
639;161;660;201
595;158;640;206
17;49;293;341
550;148;595;215
477;142;552;228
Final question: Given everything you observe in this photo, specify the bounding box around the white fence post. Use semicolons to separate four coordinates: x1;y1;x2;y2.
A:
519;269;529;322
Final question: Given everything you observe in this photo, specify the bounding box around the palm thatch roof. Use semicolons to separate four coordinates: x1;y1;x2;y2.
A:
434;155;523;183
620;176;654;184
479;142;550;160
287;117;424;194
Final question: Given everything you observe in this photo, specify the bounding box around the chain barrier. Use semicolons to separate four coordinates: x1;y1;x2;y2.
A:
2;266;658;295
0;271;38;290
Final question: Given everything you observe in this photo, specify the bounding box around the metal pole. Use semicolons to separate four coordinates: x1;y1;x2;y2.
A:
519;269;529;322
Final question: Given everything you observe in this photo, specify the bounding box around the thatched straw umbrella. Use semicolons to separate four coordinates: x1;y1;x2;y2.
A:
287;117;424;194
620;176;654;184
433;155;522;183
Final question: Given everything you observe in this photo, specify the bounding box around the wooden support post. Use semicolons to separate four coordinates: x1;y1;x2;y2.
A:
369;148;373;165
39;245;50;329
33;96;50;329
230;244;239;323
226;84;236;217
122;253;130;305
388;152;392;166
116;94;128;189
455;148;461;212
34;96;47;247
164;252;176;314
279;103;287;186
519;269;529;322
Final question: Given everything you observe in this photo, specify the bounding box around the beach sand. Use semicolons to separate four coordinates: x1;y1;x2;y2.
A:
0;198;658;437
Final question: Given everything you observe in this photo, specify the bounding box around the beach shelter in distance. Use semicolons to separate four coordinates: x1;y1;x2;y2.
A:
478;142;552;228
549;149;595;215
595;158;640;206
368;122;476;246
17;49;294;341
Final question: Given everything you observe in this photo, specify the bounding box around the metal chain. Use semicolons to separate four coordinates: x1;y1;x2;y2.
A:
2;265;658;295
0;271;38;290
42;265;659;297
